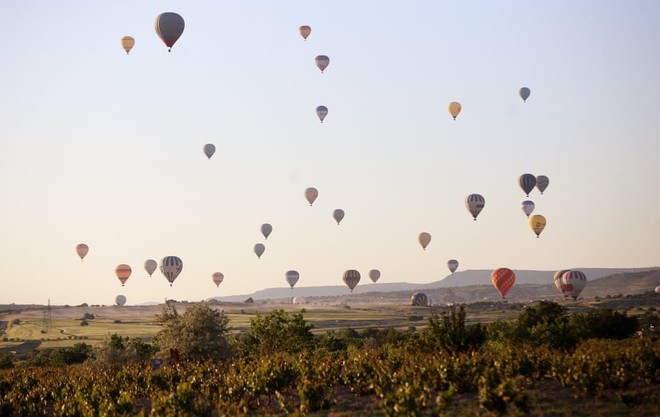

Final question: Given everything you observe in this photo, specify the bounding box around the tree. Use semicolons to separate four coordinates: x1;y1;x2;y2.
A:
92;334;156;368
155;302;231;360
427;304;485;352
570;309;639;340
511;301;577;349
238;309;314;356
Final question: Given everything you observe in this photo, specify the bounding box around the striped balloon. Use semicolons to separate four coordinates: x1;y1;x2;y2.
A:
411;293;429;306
305;187;319;205
553;269;571;297
519;174;536;197
561;270;587;301
212;272;224;287
521;200;535;218
316;106;328;123
120;36;135;55
154;12;185;51
465;194;485;220
491;267;515;298
160;256;183;286
343;270;361;292
315;55;330;73
115;264;132;286
536;175;549;194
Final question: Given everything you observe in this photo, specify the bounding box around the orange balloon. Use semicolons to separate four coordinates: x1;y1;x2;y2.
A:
115;264;132;286
491;267;515;298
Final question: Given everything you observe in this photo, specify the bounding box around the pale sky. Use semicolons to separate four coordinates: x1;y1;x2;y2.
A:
1;1;659;305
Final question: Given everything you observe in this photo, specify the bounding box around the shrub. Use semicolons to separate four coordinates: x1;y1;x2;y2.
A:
92;333;156;367
237;309;314;356
571;309;639;340
427;304;485;352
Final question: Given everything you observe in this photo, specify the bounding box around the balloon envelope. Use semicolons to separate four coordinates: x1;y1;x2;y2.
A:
299;25;311;40
76;244;89;261
521;200;535;218
305;187;319;206
115;295;127;306
655;286;660;294
333;209;345;225
315;55;330;72
536;175;549;194
369;269;381;283
491;267;515;298
154;12;185;51
203;144;216;159
418;232;431;250
285;270;300;288
561;270;587;301
343;270;361;292
447;259;459;273
120;36;135;54
160;256;183;286
144;259;157;277
519;174;537;197
448;102;462;120
411;293;429;306
519;87;531;102
261;223;273;239
316;106;328;123
465;194;485;220
529;214;547;238
553;269;571;297
115;264;132;286
212;272;224;287
254;243;265;259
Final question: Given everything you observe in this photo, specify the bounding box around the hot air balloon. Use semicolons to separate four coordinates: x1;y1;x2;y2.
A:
316;105;328;123
447;259;459;273
465;194;485;220
333;209;345;225
418;232;431;250
529;214;546;238
76;244;89;261
448;102;462;120
115;264;132;286
491;267;515;298
561;270;587;301
203;144;216;159
305;187;318;206
120;36;135;54
261;223;273;239
254;243;265;259
343;270;360;292
519;174;536;197
369;269;381;283
115;295;127;306
315;55;330;73
553;269;571;297
299;25;311;41
519;87;531;102
285;270;300;288
160;256;183;286
655;286;660;294
293;296;307;305
521;200;535;218
212;272;224;287
536;175;549;194
144;259;157;277
154;12;185;52
411;293;429;306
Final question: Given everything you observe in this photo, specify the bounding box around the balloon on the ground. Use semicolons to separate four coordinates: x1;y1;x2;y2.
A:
447;259;459;273
343;270;360;292
115;295;126;306
76;244;89;261
120;36;135;54
519;174;537;197
254;243;265;259
553;269;571;297
655;286;660;294
286;270;300;288
154;12;185;52
203;144;216;159
293;296;307;305
299;25;311;40
305;187;319;206
333;209;345;225
418;232;431;250
465;194;485;220
369;269;381;283
261;223;273;239
536;175;549;194
529;214;546;238
212;272;224;287
491;267;515;298
448;102;462;120
561;270;587;301
315;55;330;72
519;87;531;102
411;293;429;306
115;264;132;286
316;106;328;123
160;256;183;286
521;200;535;218
144;259;157;277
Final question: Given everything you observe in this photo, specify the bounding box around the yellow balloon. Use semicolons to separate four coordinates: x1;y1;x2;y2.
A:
448;102;462;120
529;214;546;238
120;36;135;54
